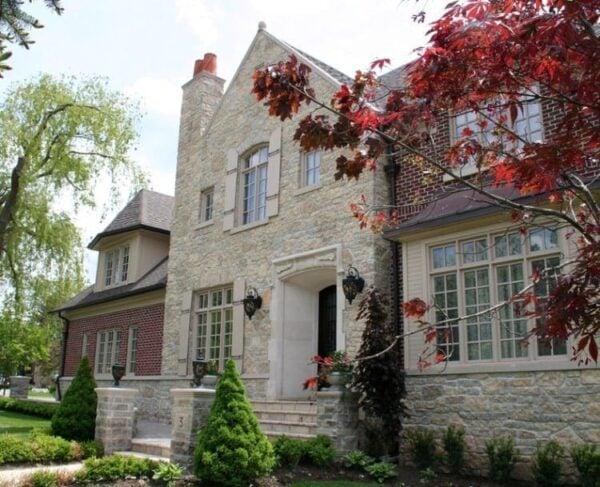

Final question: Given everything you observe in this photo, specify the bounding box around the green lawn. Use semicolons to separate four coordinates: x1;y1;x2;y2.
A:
291;482;379;487
0;410;51;437
28;389;54;400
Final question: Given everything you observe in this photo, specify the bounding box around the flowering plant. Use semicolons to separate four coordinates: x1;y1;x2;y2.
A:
303;350;353;390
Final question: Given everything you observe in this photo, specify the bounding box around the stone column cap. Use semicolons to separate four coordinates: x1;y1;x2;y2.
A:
170;388;216;397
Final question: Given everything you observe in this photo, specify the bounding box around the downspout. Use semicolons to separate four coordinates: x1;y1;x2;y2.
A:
57;311;70;401
384;143;401;338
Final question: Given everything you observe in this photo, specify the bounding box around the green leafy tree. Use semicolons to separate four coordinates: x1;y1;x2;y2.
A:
0;0;63;76
194;360;275;487
51;356;97;441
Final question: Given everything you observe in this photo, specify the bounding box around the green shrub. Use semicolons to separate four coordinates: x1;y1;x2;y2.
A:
28;470;58;487
342;449;375;470
304;435;336;467
51;356;97;441
0;397;58;418
406;428;436;470
272;436;306;468
153;462;184;486
442;424;466;474
77;454;158;482
80;439;104;459
30;434;72;463
193;359;276;487
0;435;34;464
532;440;564;486
571;444;600;487
365;461;396;484
485;436;518;483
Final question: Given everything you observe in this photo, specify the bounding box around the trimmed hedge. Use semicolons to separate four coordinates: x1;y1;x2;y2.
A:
0;397;59;419
75;454;160;483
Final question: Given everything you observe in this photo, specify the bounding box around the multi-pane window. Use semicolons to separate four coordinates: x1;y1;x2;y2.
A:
200;187;214;223
127;327;139;374
242;147;268;225
104;245;130;286
96;330;121;375
195;286;233;370
302;151;320;187
429;228;565;363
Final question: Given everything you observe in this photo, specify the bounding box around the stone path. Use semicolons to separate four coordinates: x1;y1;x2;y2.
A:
0;462;83;486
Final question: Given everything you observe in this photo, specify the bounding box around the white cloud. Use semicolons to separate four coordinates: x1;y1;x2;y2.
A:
125;77;181;119
175;0;221;46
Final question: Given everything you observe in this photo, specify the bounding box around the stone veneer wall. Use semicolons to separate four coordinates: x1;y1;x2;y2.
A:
402;369;599;480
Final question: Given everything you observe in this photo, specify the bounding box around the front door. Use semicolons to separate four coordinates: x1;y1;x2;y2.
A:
318;285;337;357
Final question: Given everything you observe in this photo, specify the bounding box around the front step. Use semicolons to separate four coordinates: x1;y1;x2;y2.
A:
115;450;170;463
252;400;317;440
130;438;171;458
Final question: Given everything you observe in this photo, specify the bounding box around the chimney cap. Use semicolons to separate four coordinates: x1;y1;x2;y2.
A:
193;53;217;77
258;21;267;31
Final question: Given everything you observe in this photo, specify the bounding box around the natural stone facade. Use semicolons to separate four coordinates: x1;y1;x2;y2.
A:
8;376;30;400
402;369;600;479
95;387;138;454
316;389;359;455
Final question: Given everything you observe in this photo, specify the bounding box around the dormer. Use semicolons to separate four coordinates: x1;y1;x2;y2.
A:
88;190;173;292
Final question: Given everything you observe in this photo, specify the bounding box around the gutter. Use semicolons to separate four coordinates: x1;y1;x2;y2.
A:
57;311;69;401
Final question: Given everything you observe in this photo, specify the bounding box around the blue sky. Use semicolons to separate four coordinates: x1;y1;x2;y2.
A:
1;0;446;278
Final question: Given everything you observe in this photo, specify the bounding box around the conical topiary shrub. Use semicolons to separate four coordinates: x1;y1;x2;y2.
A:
51;356;97;441
193;359;275;487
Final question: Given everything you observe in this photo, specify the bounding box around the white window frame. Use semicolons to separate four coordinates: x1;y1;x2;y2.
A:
427;226;566;365
127;326;139;375
240;146;268;225
445;95;544;181
95;329;121;376
301;151;321;187
104;245;131;287
194;286;234;371
199;187;214;224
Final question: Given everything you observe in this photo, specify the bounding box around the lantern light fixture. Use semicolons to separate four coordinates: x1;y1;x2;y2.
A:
192;354;208;387
111;363;126;387
243;287;262;319
342;266;365;304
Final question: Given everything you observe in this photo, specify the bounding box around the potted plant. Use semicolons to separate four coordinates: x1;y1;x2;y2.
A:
303;350;353;390
200;361;220;388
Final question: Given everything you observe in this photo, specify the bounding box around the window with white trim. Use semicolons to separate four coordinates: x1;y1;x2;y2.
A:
127;327;139;375
200;187;214;223
301;151;320;187
195;286;233;370
241;147;268;225
95;329;121;375
104;245;130;286
429;227;566;363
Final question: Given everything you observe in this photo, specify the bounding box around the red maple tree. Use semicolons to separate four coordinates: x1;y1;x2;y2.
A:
252;0;600;363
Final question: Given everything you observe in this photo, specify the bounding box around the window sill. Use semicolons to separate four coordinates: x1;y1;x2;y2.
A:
294;183;322;196
229;219;269;235
195;220;214;230
442;165;488;182
405;356;590;376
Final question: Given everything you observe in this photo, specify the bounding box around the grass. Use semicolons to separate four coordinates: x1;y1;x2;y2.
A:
28;389;54;400
0;410;51;437
291;482;379;487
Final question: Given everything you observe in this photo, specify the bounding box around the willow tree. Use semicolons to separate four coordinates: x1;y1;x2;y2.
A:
0;73;145;376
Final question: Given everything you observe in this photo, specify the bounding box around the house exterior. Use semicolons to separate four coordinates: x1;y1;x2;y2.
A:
382;73;600;475
56;189;173;419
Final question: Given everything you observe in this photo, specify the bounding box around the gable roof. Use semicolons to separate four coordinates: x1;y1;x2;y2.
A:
88;189;174;249
55;257;168;312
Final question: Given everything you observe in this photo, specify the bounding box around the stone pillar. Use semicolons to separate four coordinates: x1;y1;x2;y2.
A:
9;376;30;399
170;388;216;467
316;389;359;455
95;388;138;454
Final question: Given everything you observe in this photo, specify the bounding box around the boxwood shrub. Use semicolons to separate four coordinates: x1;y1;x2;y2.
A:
0;433;103;465
0;397;58;418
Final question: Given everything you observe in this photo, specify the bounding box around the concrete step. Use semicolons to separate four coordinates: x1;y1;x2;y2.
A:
130;438;171;458
259;419;316;436
252;400;317;414
114;450;170;463
253;409;317;423
263;430;316;441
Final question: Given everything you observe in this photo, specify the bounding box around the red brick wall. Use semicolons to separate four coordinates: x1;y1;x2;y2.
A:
63;302;164;377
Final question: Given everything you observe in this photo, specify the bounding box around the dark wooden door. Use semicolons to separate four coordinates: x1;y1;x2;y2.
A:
318;285;337;357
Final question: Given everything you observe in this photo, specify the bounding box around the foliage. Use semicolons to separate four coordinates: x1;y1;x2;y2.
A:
27;470;59;487
80;439;104;459
152;461;184;486
0;433;34;463
75;454;158;483
418;467;437;484
0;431;93;465
252;1;600;363
342;449;375;470
364;461;396;484
0;397;59;418
485;436;518;483
406;428;436;471
272;435;306;468
442;424;466;475
532;440;564;487
51;356;97;441
571;444;600;487
304;435;337;467
351;288;406;453
304;350;352;390
193;359;275;487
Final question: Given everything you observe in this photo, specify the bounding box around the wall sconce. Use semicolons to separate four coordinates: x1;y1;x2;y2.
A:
243;287;262;319
111;363;126;387
342;266;365;304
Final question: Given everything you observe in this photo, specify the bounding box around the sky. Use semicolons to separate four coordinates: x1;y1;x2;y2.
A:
1;0;447;279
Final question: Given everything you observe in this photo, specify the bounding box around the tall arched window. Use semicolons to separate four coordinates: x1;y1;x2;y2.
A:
242;146;268;224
